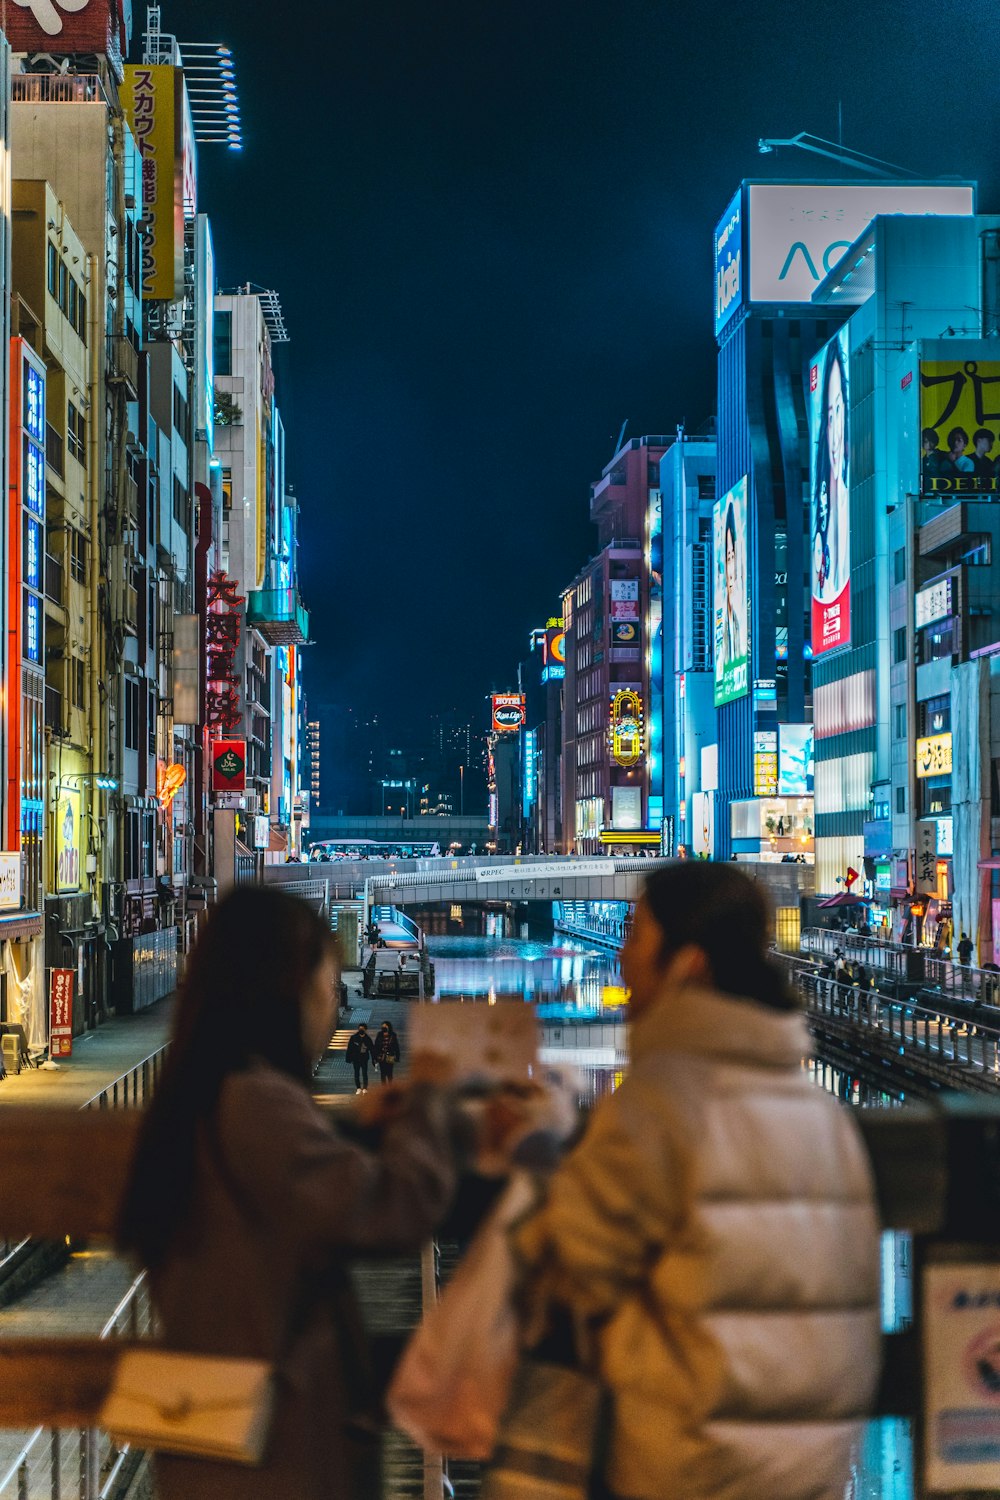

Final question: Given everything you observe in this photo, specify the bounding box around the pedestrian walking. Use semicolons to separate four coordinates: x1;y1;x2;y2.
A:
117;886;463;1500
346;1022;376;1093
958;931;974;966
511;864;880;1500
375;1021;401;1084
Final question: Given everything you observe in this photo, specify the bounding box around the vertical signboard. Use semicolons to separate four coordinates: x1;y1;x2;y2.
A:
8;342;46;855
714;187;744;337
920;360;1000;496
713;476;749;706
55;786;82;893
121;65;184;301
211;739;247;793
491;695;526;733
49;968;74;1058
810;325;851;655
778;724;815;796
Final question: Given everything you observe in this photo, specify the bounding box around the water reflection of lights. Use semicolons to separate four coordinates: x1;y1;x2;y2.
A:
426;933;625;1015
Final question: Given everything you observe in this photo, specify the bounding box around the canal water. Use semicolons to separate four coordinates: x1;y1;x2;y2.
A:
420;907;913;1499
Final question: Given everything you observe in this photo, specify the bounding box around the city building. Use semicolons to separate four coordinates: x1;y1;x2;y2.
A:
562;436;668;853
710;178;975;896
807;210;1000;956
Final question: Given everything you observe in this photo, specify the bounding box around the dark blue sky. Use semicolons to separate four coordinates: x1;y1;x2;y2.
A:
165;0;996;735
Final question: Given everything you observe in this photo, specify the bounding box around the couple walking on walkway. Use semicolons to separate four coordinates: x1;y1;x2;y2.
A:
345;1020;400;1092
116;867;879;1500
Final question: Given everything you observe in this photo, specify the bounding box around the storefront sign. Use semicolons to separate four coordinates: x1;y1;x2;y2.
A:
253;815;269;849
916;577;954;629
753;730;778;797
49;968;74;1059
121;65;184;298
916;821;938;894
937;817;954;857
156;761;187;810
917;733;953;779
0;853;20;910
923;1262;1000;1491
205;570;245;735
609;579;639;602
611;620;639;645
211;739;246;792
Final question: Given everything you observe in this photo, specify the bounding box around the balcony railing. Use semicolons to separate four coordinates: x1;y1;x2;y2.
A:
44;685;63;737
44;552;63;606
12;73;110;106
246;587;310;646
108;335;139;398
45;422;64;478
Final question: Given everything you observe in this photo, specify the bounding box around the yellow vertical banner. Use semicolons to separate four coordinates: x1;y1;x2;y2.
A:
121;65;183;301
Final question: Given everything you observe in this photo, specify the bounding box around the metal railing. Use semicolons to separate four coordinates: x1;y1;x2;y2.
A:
86;1045;170;1112
802;927;1000;1004
779;952;1000;1090
11;74;110;106
0;1276;152;1500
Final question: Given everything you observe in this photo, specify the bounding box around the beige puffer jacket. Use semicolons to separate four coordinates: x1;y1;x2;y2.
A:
516;983;881;1500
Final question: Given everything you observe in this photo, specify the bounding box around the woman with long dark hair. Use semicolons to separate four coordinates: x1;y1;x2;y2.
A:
118;886;460;1500
514;863;879;1500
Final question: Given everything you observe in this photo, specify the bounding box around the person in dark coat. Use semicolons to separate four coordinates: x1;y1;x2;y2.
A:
117;888;462;1500
374;1021;401;1083
346;1023;376;1093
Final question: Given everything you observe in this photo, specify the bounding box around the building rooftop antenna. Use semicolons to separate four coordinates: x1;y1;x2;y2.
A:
756;132;917;179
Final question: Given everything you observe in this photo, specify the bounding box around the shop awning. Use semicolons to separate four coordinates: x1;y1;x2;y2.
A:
817;892;869;908
0;911;43;940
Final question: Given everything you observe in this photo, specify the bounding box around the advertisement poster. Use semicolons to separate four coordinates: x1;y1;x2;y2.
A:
920;360;1000;496
691;791;714;859
211;738;246;792
121;65;184;300
810;326;851;655
923;1262;1000;1492
779;725;815;796
55;787;82;894
49;968;74;1059
612;620;640;645
713;476;749;706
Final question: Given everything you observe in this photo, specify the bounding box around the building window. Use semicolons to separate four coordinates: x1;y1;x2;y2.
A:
173;384;188;437
69;526;86;583
68;277;78;329
893;548;906;584
76;289;87;338
47;241;57;297
173;476;187;528
67;402;86;464
124;677;140;751
74;657;85;707
57;260;68;314
893;627;907;664
894;703;907;739
214;310;232;377
896;786;906;814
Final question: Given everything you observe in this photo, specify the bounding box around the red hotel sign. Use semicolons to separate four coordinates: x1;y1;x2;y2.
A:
49;968;74;1058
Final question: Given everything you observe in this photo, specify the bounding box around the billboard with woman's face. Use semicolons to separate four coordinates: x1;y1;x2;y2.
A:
713;476;748;707
810;325;851;655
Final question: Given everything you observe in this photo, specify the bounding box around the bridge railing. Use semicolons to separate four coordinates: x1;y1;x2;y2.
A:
803;927;1000;1005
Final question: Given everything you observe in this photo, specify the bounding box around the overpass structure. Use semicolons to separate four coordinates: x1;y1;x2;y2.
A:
265;854;665;908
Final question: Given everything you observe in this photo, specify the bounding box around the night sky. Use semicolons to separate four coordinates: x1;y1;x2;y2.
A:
165;0;996;740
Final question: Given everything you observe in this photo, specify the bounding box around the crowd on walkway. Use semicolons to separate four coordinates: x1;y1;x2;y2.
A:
96;867;883;1500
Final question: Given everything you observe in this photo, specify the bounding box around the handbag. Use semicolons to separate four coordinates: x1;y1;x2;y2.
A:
99;1347;275;1465
387;1170;538;1459
480;1299;608;1500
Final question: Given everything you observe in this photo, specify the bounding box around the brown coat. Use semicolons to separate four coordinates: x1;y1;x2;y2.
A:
150;1061;458;1500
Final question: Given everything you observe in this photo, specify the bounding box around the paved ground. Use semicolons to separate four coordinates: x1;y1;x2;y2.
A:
0;997;174;1109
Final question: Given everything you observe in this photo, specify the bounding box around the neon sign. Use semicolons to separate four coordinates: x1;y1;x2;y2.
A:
609;690;644;768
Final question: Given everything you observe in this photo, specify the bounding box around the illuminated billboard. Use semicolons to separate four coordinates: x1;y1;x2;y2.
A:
714;188;744;337
810;325;851;655
920;360;1000;496
55;787;82;894
121;65;185;301
745;182;974;305
916;733;952;779
779;724;815;796
491;694;525;733
713;476;748;706
609;690;644;768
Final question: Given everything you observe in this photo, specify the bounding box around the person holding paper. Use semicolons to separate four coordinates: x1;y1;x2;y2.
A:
118;887;464;1500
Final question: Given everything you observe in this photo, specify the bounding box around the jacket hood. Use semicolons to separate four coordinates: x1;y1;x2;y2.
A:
630;982;809;1070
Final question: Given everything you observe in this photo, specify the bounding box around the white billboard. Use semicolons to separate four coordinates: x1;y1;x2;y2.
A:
746;183;974;305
